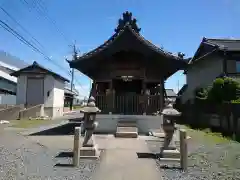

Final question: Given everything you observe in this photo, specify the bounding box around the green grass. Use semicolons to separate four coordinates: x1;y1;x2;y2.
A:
73;105;84;110
10;119;59;129
182;125;231;144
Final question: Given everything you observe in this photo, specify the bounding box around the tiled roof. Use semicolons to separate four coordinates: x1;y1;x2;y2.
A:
188;37;240;65
11;61;69;82
204;38;240;51
165;89;177;97
71;24;184;64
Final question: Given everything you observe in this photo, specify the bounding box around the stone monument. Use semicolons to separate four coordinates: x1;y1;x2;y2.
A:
159;99;181;159
80;96;101;158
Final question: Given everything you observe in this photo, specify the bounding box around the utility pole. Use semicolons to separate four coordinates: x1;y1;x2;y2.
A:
70;44;77;111
177;80;180;93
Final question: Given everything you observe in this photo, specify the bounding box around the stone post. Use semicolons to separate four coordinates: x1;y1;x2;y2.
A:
180;129;187;171
73;127;80;167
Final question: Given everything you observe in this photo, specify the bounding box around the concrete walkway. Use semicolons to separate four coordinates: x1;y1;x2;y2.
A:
93;137;162;180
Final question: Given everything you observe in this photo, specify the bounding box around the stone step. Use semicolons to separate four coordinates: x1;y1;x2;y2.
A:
151;132;165;138
116;124;138;138
80;145;100;159
117;121;137;127
162;149;181;158
117;127;138;132
115;131;138;138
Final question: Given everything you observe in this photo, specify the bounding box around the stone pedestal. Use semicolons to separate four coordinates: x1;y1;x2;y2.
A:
80;135;100;159
162;149;180;158
161;132;180;158
164;135;177;150
80;145;100;159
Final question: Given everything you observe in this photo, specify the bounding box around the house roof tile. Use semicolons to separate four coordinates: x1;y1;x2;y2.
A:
205;38;240;51
11;61;70;82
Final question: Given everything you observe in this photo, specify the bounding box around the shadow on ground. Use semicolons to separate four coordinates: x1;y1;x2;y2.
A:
137;152;157;159
29;123;80;136
137;152;183;170
158;164;182;170
68;118;83;123
54;150;104;168
28;121;118;136
54;163;74;168
56;151;73;158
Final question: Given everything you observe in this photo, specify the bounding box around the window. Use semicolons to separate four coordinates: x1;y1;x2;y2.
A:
236;61;240;73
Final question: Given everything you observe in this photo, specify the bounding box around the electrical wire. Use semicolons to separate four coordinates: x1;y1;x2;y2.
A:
18;0;87;93
0;3;87;96
19;0;72;44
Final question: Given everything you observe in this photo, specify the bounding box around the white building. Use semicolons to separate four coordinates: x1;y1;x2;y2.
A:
0;51;80;106
11;61;70;117
0;51;28;104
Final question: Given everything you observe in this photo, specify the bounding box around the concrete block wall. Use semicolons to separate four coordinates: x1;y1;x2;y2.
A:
95;114;162;134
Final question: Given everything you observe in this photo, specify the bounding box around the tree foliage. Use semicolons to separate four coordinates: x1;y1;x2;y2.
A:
194;87;208;100
195;77;240;104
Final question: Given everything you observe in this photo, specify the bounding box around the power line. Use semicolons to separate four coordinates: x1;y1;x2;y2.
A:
18;0;87;94
0;19;73;78
0;6;45;51
0;6;72;76
0;4;87;96
19;0;72;44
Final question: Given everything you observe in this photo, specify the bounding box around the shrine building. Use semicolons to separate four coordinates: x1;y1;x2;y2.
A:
68;11;187;115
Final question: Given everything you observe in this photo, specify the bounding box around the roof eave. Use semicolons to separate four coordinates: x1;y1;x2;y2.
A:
10;63;70;83
70;25;183;66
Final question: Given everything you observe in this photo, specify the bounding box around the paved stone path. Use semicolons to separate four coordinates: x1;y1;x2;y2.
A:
93;137;162;180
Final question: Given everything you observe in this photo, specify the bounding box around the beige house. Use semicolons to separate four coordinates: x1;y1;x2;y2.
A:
181;38;240;103
11;61;69;118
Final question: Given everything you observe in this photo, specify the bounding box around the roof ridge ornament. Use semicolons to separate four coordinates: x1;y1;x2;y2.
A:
114;11;141;33
177;52;185;59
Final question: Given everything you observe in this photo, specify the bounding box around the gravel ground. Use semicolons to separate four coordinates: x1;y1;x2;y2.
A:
146;128;240;180
0;131;100;180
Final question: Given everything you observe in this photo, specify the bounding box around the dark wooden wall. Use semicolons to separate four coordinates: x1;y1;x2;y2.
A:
92;51;164;82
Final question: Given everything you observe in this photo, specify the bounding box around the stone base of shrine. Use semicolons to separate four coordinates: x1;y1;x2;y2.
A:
94;114;162;134
80;145;100;159
162;149;180;158
115;121;138;138
115;129;138;138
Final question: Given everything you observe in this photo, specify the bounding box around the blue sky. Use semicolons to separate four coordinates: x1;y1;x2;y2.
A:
0;0;239;98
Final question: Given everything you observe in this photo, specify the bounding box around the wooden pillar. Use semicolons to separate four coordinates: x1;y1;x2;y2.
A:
142;80;147;114
106;80;114;114
110;79;115;113
92;80;96;97
160;79;165;110
89;80;96;99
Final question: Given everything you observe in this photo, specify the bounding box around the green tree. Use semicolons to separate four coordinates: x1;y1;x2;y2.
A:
207;77;240;134
194;87;208;101
207;77;240;103
207;78;224;104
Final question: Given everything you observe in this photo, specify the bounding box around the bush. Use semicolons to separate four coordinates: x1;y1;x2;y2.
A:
207;78;224;104
194;87;208;100
207;77;240;104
